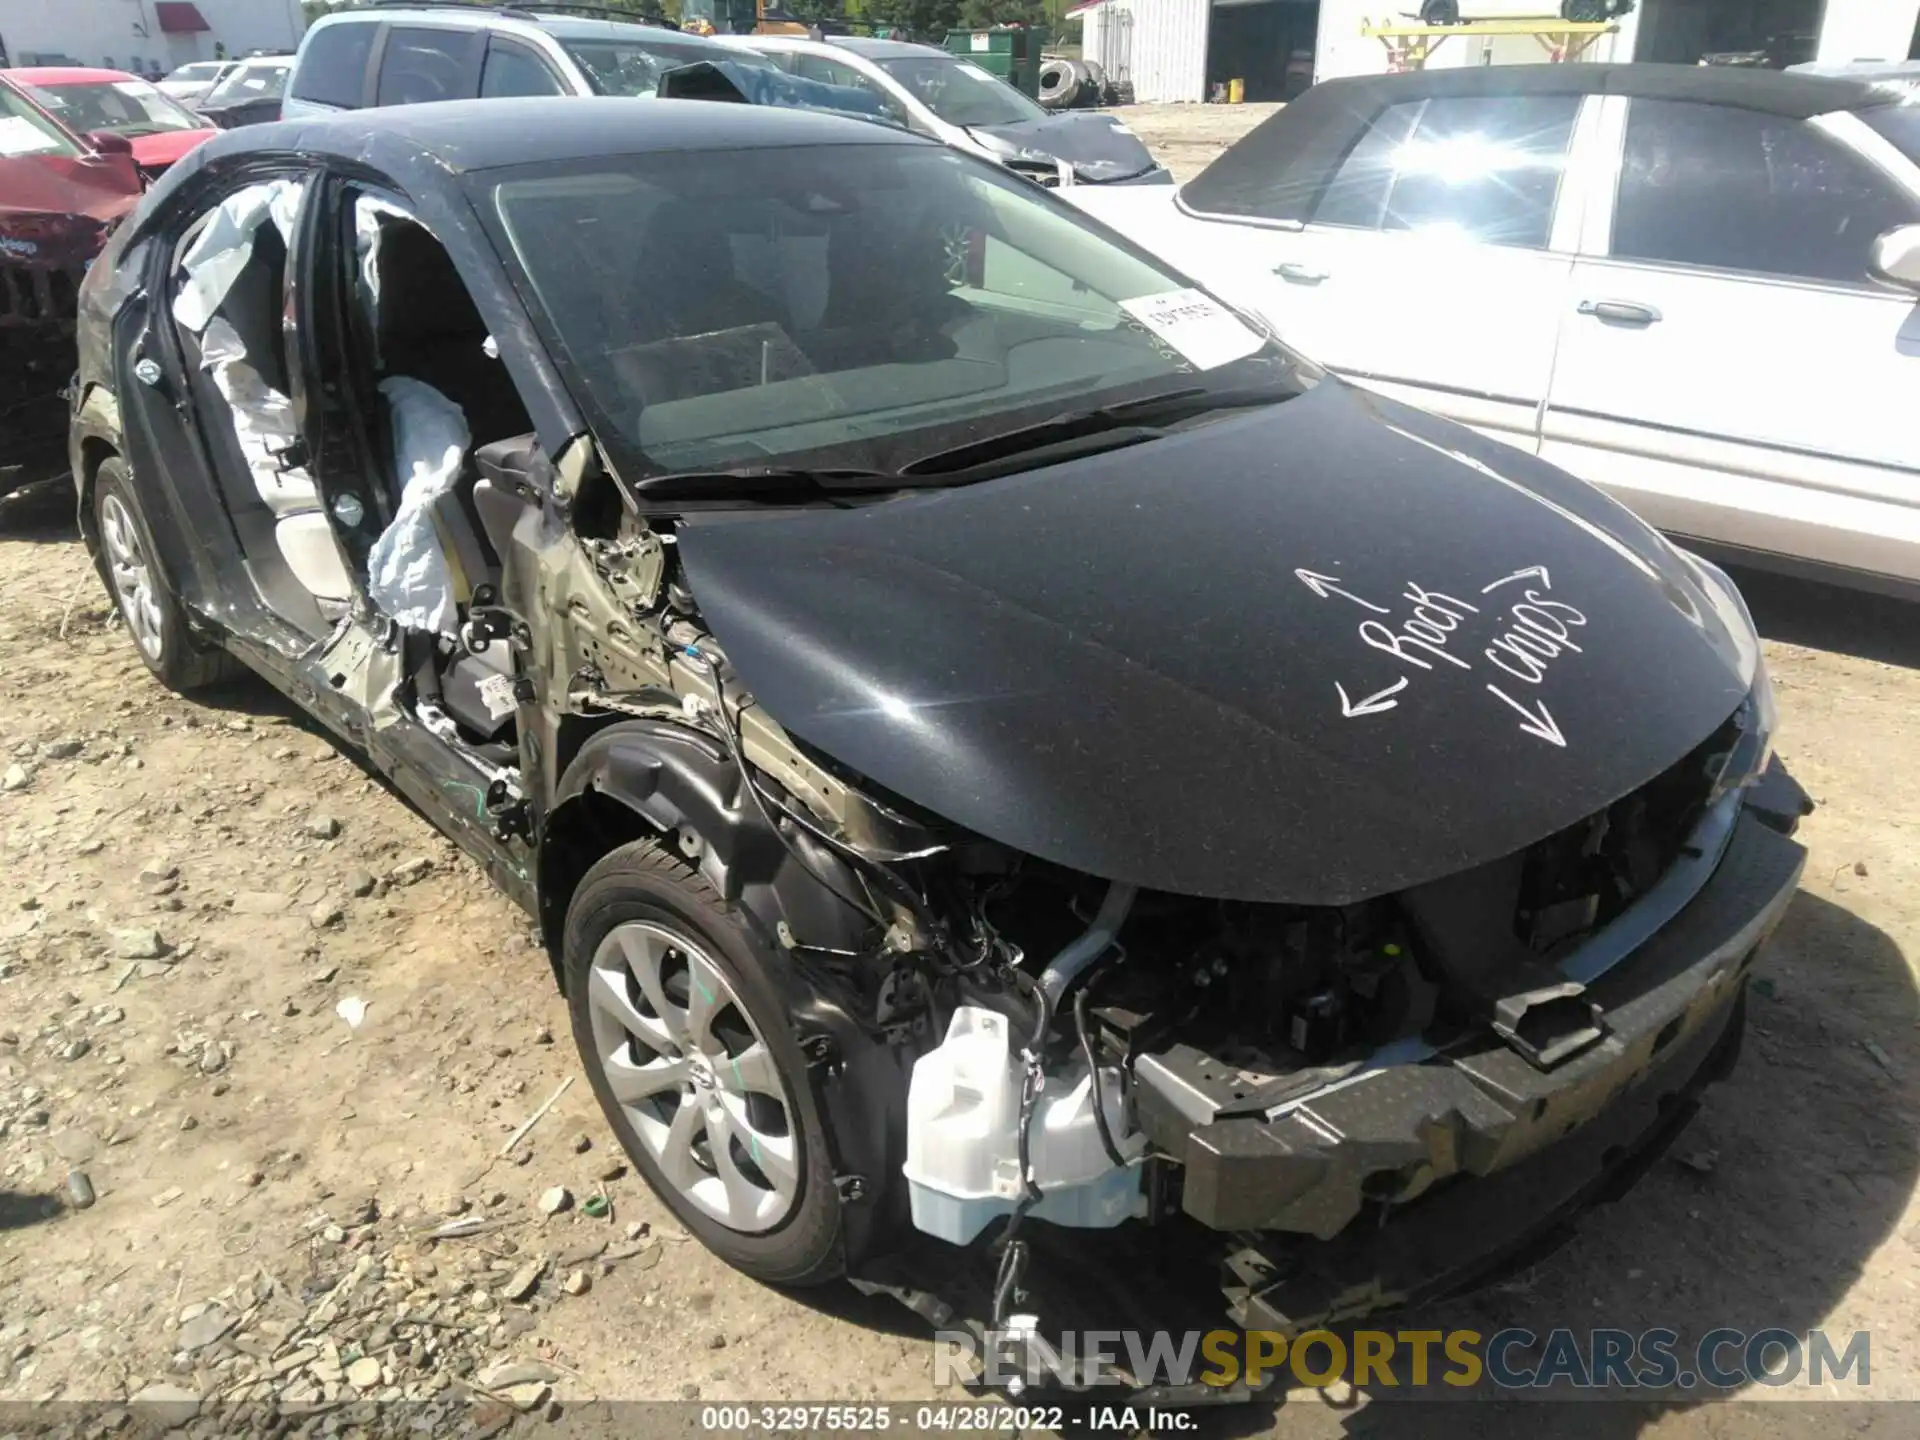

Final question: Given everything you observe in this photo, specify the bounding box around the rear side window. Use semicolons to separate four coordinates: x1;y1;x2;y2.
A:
1612;100;1920;285
481;38;564;98
1312;94;1580;248
377;27;482;107
290;22;376;109
1859;103;1920;164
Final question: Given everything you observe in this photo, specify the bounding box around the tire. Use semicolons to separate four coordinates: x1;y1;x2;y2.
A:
1038;58;1078;110
1065;59;1094;108
564;840;845;1286
91;457;238;692
1561;0;1607;20
1422;0;1461;23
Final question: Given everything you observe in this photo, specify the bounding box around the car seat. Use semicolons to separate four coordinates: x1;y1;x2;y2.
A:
175;196;354;620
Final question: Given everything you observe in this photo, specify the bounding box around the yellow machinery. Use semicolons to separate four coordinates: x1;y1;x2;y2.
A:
1362;17;1619;71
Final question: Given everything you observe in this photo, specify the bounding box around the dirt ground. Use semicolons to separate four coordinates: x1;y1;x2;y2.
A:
3;104;1919;1437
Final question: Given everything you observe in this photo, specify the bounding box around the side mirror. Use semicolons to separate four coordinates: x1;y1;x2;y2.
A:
84;129;136;156
1869;223;1920;295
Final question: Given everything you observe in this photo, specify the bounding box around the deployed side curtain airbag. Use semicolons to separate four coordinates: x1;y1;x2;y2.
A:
352;194;416;366
366;376;471;637
172;179;302;333
171;180;319;527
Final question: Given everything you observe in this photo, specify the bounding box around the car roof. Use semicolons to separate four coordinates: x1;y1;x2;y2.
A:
1182;61;1910;224
826;36;950;60
1789;59;1920;75
1303;59;1889;118
173;95;922;179
8;67;143;85
307;5;699;45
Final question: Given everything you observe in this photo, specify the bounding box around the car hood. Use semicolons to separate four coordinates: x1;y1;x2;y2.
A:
966;112;1160;182
130;127;216;169
676;381;1756;905
0;153;141;261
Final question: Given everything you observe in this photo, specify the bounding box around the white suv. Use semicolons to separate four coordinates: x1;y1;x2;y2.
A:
282;3;792;115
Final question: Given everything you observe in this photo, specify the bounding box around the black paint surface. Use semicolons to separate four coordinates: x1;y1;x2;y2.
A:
680;381;1753;904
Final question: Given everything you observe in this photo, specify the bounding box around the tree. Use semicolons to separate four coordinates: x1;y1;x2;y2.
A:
960;0;1043;27
863;0;964;42
779;0;845;21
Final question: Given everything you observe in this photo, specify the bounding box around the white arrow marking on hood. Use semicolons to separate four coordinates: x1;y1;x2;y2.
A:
1337;677;1408;717
1481;565;1552;594
1486;683;1567;748
1295;568;1391;614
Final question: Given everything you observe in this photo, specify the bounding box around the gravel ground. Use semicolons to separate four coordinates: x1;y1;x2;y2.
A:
2;103;1918;1437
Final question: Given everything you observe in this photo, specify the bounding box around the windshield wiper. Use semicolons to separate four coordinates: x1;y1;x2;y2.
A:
632;383;1301;503
631;465;905;506
902;381;1299;479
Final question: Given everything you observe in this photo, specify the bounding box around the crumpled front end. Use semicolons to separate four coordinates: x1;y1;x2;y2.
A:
1145;756;1807;1245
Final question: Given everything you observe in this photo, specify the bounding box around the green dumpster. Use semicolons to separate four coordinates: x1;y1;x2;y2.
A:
943;26;1048;99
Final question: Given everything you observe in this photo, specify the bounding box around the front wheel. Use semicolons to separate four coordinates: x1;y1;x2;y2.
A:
91;457;236;691
564;841;845;1285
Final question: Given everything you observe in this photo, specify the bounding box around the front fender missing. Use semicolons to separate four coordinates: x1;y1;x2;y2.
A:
539;717;871;978
539;717;905;1264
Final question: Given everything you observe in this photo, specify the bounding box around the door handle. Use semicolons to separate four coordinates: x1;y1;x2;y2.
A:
1577;299;1662;326
1274;262;1330;284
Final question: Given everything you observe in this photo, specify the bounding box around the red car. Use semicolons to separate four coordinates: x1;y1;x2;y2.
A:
9;66;217;178
1;73;142;496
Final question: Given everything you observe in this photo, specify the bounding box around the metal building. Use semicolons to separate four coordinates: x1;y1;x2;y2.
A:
1074;0;1920;106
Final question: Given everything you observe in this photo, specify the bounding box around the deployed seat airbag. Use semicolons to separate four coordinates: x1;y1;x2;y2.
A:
366;376;472;637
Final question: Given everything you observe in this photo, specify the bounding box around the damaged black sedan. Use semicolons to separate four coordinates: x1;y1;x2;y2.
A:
69;97;1809;1352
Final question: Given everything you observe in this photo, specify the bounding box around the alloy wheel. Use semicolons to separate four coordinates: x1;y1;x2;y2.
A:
99;491;165;662
585;920;799;1233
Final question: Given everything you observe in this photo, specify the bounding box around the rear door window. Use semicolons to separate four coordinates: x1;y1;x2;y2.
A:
376;27;483;107
290;22;377;109
1312;94;1581;248
1612;99;1920;285
481;38;565;98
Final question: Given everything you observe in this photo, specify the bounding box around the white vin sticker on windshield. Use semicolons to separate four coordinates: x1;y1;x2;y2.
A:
1119;288;1263;371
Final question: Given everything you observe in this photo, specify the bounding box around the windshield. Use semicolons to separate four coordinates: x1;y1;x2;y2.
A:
566;37;737;96
878;56;1045;127
206;61;289;105
481;143;1288;479
166;63;226;83
30;79;206;136
0;82;81;158
1860;102;1920;164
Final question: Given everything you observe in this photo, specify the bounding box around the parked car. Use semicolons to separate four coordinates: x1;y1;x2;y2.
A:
742;34;1169;187
10;67;218;177
71;96;1808;1339
157;59;238;106
281;4;887;121
194;54;294;129
1064;64;1920;599
1;73;141;497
